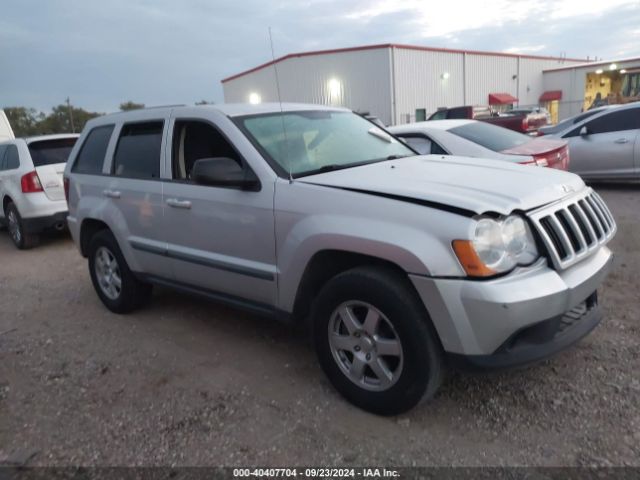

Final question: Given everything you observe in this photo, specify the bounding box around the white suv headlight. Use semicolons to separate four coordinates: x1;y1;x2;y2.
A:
454;215;539;277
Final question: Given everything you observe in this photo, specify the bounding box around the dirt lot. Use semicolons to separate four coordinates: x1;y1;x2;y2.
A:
0;185;638;467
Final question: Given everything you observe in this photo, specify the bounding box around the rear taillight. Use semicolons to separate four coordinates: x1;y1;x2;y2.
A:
64;177;70;202
521;158;549;167
21;171;44;193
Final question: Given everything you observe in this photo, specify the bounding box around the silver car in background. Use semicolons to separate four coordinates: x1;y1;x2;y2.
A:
539;102;640;180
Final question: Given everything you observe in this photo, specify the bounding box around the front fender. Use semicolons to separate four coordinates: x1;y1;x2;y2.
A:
275;180;472;312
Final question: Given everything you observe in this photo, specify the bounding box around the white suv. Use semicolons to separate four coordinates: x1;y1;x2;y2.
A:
0;134;78;248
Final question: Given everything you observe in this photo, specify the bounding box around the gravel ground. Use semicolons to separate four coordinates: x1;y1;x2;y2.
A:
0;185;638;467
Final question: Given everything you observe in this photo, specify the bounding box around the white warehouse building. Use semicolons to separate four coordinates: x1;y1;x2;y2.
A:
221;43;587;126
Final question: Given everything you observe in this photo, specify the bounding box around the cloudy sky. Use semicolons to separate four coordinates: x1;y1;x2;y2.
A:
1;0;639;113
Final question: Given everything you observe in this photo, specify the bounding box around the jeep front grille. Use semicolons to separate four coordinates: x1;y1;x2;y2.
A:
528;189;616;270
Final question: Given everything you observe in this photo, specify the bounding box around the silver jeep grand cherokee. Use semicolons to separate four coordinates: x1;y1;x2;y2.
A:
64;104;615;415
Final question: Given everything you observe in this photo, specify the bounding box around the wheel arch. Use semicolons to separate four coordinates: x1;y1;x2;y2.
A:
292;249;416;324
79;218;111;257
2;195;14;214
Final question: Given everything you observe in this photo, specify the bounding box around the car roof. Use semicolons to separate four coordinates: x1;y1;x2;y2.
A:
208;103;350;117
86;103;350;127
24;133;80;145
389;119;475;132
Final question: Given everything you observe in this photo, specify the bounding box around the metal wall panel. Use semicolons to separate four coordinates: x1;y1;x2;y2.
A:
463;54;519;108
222;48;393;125
393;51;582;124
222;46;586;126
392;48;465;125
542;69;585;120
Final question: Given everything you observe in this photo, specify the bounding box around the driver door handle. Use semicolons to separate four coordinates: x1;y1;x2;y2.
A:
614;138;629;144
166;198;192;209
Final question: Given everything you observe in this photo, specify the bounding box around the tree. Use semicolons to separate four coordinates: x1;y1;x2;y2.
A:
3;107;44;137
37;104;101;134
119;101;145;111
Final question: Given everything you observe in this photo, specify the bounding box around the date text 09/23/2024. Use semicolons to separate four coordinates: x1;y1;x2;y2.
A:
232;468;400;478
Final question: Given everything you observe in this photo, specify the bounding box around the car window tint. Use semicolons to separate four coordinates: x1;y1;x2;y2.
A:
72;125;114;174
113;121;163;179
586;108;640;134
28;138;77;167
447;108;468;120
0;145;7;170
4;145;20;169
399;136;431;155
429;110;447;120
172;120;241;181
449;122;530;151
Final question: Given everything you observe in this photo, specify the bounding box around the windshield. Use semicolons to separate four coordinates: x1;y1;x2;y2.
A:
237;111;414;177
448;122;530;152
28;138;77;167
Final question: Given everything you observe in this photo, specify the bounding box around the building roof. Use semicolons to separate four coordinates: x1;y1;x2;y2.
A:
543;56;640;72
221;43;589;83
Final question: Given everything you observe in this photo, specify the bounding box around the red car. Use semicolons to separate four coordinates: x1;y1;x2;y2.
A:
428;105;549;135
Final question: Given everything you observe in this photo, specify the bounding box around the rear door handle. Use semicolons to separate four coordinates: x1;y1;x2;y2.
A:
166;198;192;209
103;189;121;199
614;138;629;144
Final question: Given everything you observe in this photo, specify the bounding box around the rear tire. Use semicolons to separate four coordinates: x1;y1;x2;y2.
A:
312;266;444;415
88;229;152;313
6;202;39;249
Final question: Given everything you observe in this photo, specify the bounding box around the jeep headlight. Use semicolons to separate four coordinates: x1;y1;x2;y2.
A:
453;215;539;277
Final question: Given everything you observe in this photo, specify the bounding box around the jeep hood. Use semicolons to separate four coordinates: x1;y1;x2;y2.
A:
299;155;585;215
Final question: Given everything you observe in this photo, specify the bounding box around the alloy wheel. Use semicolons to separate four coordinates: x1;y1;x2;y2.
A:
328;301;404;392
7;209;21;244
94;246;122;300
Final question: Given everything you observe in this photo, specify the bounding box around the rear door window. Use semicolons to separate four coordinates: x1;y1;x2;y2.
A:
28;138;78;167
0;145;7;170
72;125;114;174
112;121;163;179
4;145;20;169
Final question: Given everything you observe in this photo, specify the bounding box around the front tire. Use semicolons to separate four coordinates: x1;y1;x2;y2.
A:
312;266;444;415
88;229;152;313
6;202;39;249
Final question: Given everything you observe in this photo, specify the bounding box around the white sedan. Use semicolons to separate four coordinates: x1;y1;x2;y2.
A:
388;119;569;170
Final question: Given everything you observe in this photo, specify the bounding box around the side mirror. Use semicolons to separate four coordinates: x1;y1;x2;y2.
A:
579;125;589;136
191;157;260;191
